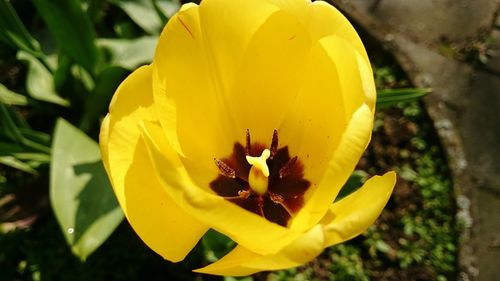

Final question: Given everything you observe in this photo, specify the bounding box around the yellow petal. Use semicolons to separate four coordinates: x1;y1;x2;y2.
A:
322;171;396;246
152;3;236;170
278;39;347;187
153;0;294;168
224;7;312;144
198;0;282;97
140;120;303;256
291;104;373;231
320;35;376;118
100;65;208;262
308;1;369;63
194;225;325;276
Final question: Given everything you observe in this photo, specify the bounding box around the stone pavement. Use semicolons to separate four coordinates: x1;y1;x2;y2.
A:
333;0;500;280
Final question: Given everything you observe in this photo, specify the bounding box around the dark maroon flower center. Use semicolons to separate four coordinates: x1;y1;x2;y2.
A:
210;130;310;227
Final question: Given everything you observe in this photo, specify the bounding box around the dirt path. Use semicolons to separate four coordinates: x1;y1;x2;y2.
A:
334;1;500;280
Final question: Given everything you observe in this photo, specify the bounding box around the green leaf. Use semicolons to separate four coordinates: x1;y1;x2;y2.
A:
0;0;42;56
0;102;24;144
50;118;124;261
0;141;24;154
376;88;431;108
79;66;129;132
98;36;157;70
32;0;99;74
109;0;163;34
0;83;27;105
0;155;38;175
335;170;369;202
18;128;51;148
17;51;70;106
0;102;51;154
154;0;181;20
202;229;235;262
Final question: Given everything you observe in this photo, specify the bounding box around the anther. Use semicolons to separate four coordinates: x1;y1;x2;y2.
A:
238;190;250;199
279;156;297;178
269;192;284;204
270;129;278;159
214;158;236;178
245;129;251;155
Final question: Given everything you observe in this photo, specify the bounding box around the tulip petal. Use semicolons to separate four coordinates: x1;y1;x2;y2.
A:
152;3;235;171
221;3;312;144
278;39;347;187
152;0;291;171
322;171;396;246
308;1;369;63
278;35;375;194
291;104;373;231
194;224;325;276
321;35;376;118
100;65;208;262
141;121;304;256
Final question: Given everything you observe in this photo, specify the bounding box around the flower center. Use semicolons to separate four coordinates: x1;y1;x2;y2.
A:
210;130;310;227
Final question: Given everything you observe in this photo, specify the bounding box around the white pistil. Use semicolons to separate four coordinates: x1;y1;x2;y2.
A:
246;149;271;195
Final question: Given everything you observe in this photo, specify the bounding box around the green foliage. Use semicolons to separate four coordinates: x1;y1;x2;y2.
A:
50;119;123;261
0;0;43;56
202;229;235;263
0;83;27;105
31;0;99;74
328;245;370;281
0;0;178;260
377;88;431;108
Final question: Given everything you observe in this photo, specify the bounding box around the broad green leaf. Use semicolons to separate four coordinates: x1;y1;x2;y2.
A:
50;118;123;261
79;66;129;132
99;36;157;70
109;0;162;34
376;88;431;108
0;83;27;105
17;51;70;106
0;0;42;56
32;0;99;74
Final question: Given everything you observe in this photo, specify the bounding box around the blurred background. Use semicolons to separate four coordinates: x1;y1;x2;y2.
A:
0;0;498;280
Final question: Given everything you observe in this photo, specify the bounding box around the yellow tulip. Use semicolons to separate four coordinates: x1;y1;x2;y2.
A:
100;0;396;276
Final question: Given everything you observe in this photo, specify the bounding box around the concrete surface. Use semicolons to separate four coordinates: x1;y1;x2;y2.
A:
343;1;500;280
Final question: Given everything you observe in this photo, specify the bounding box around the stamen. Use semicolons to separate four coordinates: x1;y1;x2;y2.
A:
238;189;250;199
214;158;236;178
269;192;284;204
270;129;278;158
257;197;265;216
279;156;298;178
245;129;251;155
269;192;294;217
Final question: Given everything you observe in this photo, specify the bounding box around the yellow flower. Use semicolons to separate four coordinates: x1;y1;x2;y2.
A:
100;0;396;276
